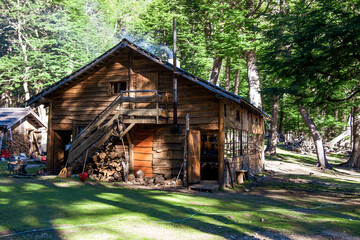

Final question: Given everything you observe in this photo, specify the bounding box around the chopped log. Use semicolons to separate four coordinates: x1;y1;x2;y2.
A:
326;129;350;148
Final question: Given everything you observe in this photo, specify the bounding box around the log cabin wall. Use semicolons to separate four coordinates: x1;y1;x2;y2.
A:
152;126;184;179
158;71;219;130
223;100;264;185
46;49;220;175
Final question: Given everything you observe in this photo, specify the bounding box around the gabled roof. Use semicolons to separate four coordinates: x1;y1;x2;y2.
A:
0;108;47;130
27;38;271;120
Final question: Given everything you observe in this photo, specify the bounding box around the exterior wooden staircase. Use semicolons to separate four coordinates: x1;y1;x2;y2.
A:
67;90;167;171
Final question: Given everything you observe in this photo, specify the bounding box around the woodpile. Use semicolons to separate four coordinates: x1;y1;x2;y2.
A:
86;143;128;182
6;133;29;157
84;140;180;187
126;170;180;187
280;132;351;156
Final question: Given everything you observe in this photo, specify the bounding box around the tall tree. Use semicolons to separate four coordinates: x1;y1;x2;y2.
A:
262;0;360;168
299;105;331;169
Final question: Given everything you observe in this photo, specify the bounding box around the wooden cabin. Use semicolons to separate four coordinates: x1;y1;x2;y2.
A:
28;39;270;186
0;108;47;157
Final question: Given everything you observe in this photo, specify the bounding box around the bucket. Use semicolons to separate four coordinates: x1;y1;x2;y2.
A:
1;150;9;159
79;172;88;182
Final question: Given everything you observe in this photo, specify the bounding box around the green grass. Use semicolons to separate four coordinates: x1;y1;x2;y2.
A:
0;158;359;239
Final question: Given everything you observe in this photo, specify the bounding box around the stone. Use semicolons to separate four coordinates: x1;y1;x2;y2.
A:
135;170;145;179
127;174;136;182
146;177;154;184
155;175;164;184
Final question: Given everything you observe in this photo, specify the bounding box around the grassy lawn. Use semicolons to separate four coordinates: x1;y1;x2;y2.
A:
0;156;359;239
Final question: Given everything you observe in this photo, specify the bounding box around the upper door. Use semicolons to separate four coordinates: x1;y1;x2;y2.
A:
135;72;158;109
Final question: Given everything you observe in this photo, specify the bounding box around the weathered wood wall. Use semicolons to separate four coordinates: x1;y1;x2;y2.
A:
133;127;153;177
152;126;184;179
158;71;219;130
223;100;264;185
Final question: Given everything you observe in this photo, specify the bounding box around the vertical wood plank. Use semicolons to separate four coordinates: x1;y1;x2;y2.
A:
219;100;225;188
46;103;54;174
126;131;134;172
183;114;189;186
128;50;135;109
188;129;200;183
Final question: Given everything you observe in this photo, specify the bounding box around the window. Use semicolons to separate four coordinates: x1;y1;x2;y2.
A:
248;133;255;155
242;130;248;155
236;110;240;122
224;128;243;158
109;81;127;94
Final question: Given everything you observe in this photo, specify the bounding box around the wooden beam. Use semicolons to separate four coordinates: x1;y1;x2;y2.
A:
120;109;168;118
126;131;134;172
219;100;225;188
119;123;135;138
183;114;189;187
46;102;55;175
119;95;162;103
123;119;167;124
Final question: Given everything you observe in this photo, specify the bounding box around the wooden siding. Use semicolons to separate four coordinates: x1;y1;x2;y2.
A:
158;72;219;130
152;126;184;179
223;100;264;185
133;128;153;177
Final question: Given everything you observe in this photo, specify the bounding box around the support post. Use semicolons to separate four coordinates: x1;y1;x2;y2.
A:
173;17;178;125
126;131;134;172
128;50;135;110
219;100;225;188
183;114;189;187
46;102;54;175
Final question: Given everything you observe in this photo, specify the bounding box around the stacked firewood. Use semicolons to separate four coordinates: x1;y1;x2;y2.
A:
86;143;128;182
6;133;29;157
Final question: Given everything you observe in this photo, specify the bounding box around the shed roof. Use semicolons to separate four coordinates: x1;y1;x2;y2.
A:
0;108;47;130
27;38;271;121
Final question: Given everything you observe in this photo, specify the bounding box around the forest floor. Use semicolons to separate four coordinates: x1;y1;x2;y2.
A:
0;148;359;240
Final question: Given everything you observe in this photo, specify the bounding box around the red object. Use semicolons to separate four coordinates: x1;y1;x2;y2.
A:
79;172;88;182
1;150;9;159
41;156;46;163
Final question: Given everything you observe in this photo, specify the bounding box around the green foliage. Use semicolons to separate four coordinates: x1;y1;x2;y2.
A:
0;0;119;106
260;0;359;138
262;0;360;107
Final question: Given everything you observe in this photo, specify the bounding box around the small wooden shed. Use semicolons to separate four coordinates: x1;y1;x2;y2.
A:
28;39;270;186
0;108;47;157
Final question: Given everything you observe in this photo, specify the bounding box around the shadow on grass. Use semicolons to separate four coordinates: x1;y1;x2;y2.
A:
0;173;359;239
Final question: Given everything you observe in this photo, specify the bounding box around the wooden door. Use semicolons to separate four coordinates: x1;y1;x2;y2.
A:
133;129;153;177
135;73;158;108
188;130;201;183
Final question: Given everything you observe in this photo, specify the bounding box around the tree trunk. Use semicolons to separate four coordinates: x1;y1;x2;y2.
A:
16;0;30;102
343;105;360;168
209;56;222;85
224;57;230;91
234;69;240;95
245;50;262;109
298;105;331;169
279;97;284;135
266;94;280;155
